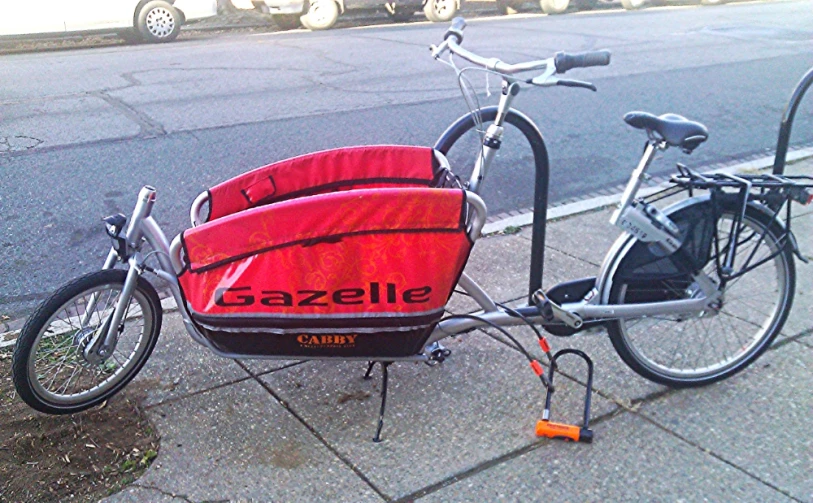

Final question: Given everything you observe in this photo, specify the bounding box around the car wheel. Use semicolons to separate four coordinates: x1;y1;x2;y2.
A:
540;0;569;14
423;0;457;22
273;13;302;29
700;0;726;5
136;1;181;43
620;0;646;9
300;0;340;30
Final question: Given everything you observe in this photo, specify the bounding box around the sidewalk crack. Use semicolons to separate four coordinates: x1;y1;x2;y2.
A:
237;361;391;502
391;411;620;503
771;328;813;350
92;91;167;137
631;410;805;503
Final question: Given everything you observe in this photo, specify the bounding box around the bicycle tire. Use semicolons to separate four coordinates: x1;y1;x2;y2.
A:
606;200;795;387
12;269;162;414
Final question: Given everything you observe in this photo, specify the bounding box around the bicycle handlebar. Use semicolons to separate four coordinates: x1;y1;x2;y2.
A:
433;17;610;80
444;16;466;43
554;50;611;74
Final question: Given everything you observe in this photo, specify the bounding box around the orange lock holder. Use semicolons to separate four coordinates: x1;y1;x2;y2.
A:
535;348;594;443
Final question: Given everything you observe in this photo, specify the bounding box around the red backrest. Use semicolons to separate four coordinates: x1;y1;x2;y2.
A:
205;145;439;222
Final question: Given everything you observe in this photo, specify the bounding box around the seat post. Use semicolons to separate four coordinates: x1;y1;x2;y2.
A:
610;141;663;227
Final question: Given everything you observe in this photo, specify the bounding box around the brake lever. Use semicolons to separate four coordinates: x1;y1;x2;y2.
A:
430;39;451;59
556;79;597;92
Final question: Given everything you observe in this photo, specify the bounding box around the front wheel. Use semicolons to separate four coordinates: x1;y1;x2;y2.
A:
12;269;162;414
606;203;795;387
136;0;182;43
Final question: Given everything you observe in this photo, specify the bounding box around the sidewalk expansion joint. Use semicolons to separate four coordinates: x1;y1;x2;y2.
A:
130;483;194;503
629;408;805;502
771;328;813;350
236;360;392;503
142;372;256;411
391;410;620;503
251;360;309;378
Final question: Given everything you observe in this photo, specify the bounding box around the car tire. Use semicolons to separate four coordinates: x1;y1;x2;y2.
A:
273;13;302;29
620;0;646;9
300;0;340;30
423;0;457;22
136;1;182;43
540;0;569;14
700;0;726;5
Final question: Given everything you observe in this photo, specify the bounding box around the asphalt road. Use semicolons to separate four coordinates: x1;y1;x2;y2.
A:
2;0;813;319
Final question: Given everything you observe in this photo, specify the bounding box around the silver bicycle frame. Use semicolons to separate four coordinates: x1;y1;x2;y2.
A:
97;94;718;361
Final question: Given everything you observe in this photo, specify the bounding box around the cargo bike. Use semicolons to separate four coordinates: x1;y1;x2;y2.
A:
12;18;813;443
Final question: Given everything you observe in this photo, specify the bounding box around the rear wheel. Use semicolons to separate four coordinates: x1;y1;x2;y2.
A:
540;0;569;14
300;0;340;30
607;205;794;387
12;270;162;414
273;13;302;29
136;0;181;43
423;0;458;22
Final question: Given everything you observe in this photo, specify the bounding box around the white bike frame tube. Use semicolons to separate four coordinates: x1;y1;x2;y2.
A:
610;142;659;226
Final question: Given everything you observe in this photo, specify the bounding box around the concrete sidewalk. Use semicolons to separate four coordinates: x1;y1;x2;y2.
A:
104;159;812;503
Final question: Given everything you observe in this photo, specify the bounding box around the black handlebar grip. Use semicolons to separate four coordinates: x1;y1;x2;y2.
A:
444;17;467;43
554;50;611;74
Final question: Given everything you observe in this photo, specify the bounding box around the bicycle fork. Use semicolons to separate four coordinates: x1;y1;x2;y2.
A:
82;187;158;364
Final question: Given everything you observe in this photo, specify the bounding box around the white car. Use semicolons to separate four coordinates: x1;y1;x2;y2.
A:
0;0;218;43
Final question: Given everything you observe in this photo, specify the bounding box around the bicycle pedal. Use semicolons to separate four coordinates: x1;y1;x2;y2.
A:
424;342;452;366
532;290;583;328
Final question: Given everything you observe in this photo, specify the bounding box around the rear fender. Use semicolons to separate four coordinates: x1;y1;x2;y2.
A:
597;194;803;304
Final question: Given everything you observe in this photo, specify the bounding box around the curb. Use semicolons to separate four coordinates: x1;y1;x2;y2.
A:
482;147;813;235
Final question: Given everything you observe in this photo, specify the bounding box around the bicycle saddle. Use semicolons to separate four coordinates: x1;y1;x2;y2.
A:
623;111;709;153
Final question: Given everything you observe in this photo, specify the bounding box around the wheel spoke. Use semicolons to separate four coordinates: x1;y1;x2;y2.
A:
611;209;789;383
18;272;158;412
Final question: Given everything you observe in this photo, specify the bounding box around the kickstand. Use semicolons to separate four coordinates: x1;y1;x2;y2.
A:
370;361;393;443
363;361;376;380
